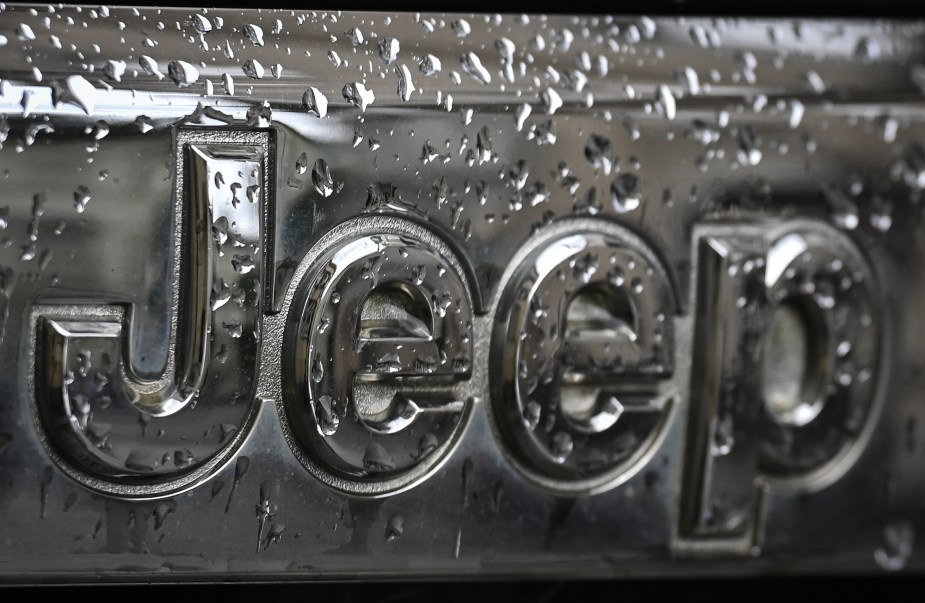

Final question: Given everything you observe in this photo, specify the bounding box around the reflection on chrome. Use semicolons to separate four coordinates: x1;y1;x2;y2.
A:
0;5;917;582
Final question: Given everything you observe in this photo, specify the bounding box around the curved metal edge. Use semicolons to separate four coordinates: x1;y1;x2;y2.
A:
757;218;892;494
275;214;480;496
25;304;263;500
486;215;682;496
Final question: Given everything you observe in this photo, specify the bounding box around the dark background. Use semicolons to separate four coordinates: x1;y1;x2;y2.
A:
93;0;924;17
3;576;925;596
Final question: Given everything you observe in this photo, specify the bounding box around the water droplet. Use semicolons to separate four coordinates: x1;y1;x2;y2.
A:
295;152;309;175
563;69;588;93
655;85;676;120
523;400;541;430
302;87;328;118
219;72;235;96
223;319;242;338
461;456;475;503
242;59;264;80
363;441;395;471
875;521;914;571
712;413;734;456
317;317;330;334
431;290;453;318
139;55;164;80
526;119;557;146
788;99;805;129
220;424;236;442
73;185;91;213
211;279;231;310
854;37;880;64
514;103;532;132
476;126;492;164
553;27;575;50
378;37;400;65
103;60;126;83
737;126;763;166
395;64;414;102
540;87;562;115
212;215;229;249
39;466;53;518
312;159;335;197
685;120;720;145
410;264;427;286
255;480;279;552
734;50;757;72
461;51;491;84
174;449;195;468
507;160;529;191
17;23;35;41
451;19;471;37
574;186;601;215
52;75;97;115
496;37;516;62
611;174;640;213
880;115;898;144
677;66;701;96
165;60;199;87
421;140;440;164
870;195;893;232
244;23;264;46
803;70;826;94
224;455;250;513
264;523;285;549
585;134;614;175
230;182;244;207
125;449;157;472
209;481;226;502
315;394;339;436
551;432;573;462
311;355;325;383
246;101;272;127
419;54;441;76
822;183;859;230
345;26;364;46
192;13;212;34
385;513;404;541
231;254;255;274
20;90;37;117
638;16;657;39
343;82;375;111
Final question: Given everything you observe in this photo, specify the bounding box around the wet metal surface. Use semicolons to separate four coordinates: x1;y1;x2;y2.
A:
0;5;923;582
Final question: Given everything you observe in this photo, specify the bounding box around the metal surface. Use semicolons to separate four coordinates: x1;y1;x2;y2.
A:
0;4;923;582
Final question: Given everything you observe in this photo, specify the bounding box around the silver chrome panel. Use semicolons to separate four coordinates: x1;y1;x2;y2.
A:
0;4;923;582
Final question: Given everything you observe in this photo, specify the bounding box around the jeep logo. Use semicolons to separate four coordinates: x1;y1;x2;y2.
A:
30;128;883;546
